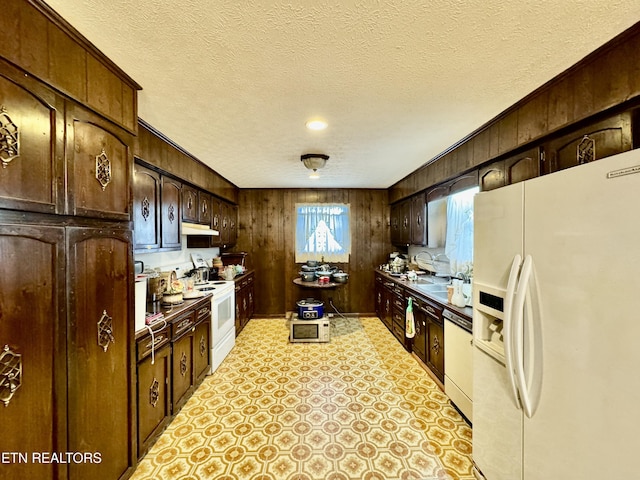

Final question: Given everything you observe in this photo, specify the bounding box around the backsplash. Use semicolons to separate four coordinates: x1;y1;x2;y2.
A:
135;243;220;279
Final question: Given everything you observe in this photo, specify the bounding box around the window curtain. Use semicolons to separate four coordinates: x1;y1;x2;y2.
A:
295;203;351;263
444;187;478;276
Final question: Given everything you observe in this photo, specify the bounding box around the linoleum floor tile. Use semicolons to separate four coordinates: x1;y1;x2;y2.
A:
131;317;473;480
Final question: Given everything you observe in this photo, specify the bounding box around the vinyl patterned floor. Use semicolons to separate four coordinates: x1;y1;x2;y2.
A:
130;316;473;480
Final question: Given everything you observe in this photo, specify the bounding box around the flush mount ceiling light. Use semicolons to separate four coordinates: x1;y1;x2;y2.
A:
305;119;328;131
301;153;329;179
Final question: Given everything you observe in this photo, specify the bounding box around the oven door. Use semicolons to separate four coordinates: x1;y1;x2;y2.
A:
213;286;235;343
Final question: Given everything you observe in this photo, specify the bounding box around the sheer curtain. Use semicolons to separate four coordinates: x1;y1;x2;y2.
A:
445;187;478;276
295;203;351;263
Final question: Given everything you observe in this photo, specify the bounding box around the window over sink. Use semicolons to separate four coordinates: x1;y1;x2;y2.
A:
295;203;351;263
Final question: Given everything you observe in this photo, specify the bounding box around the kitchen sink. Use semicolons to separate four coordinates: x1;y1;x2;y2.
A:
412;283;449;302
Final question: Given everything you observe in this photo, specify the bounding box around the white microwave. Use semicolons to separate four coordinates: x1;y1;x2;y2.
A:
289;318;330;343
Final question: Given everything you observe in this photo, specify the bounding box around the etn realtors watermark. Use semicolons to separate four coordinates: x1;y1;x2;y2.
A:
1;451;102;464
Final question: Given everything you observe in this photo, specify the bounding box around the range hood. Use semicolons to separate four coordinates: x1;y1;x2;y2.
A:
181;222;219;236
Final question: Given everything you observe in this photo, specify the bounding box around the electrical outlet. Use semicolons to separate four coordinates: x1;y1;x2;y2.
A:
328;313;334;318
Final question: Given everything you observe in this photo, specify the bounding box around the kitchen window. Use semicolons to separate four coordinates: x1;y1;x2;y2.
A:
295;203;351;263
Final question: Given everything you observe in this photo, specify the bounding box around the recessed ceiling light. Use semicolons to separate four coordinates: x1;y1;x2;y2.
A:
306;120;328;131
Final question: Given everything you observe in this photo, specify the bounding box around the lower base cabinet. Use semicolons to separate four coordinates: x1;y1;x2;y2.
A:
0;220;135;480
135;298;211;461
136;326;172;459
235;271;255;335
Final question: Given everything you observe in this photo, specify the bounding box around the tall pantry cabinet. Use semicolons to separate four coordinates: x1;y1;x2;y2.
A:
0;2;141;479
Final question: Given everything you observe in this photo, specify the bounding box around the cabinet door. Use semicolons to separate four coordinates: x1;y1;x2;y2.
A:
133;163;161;251
160;176;181;249
427;319;445;382
479;160;505;192
505;147;540;185
411;298;428;363
199;191;212;225
182;184;198;223
66;104;132;220
0;223;65;480
400;199;411;245
66;227;134;480
228;204;238;247
212;199;221;244
541;112;632;174
137;344;171;459
0;63;64;214
194;320;211;384
219;201;231;246
410;193;426;246
172;330;194;412
247;274;255;320
390;203;402;245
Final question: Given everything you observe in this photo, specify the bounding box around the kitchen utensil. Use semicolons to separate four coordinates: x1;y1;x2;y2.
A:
299;271;315;282
296;299;324;319
332;271;349;283
223;265;236;280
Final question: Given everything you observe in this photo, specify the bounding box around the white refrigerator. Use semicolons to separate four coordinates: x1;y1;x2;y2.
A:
472;148;640;480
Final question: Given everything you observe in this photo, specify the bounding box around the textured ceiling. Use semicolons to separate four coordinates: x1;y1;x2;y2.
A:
46;1;640;188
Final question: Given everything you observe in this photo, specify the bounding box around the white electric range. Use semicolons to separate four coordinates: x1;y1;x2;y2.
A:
195;280;235;373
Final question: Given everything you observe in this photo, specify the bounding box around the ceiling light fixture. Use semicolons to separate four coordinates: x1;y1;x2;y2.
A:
301;153;329;179
306;120;328;131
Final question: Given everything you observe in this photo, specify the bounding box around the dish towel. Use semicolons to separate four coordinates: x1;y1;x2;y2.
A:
405;297;415;338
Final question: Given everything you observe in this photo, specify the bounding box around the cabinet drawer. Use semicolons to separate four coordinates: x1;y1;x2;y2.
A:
196;302;212;321
392;320;405;343
137;325;171;362
414;296;443;324
172;312;196;339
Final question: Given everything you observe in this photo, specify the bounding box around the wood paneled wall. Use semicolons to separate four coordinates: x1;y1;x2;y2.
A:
234;189;393;316
389;20;640;203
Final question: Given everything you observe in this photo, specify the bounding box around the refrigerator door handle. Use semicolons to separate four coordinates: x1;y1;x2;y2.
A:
504;254;522;408
513;254;534;418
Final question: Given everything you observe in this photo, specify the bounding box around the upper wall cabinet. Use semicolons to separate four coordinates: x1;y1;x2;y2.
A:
541;112;633;175
133;163;161;251
160;176;182;250
182;184;199;223
479;147;541;192
66;103;133;220
0;60;64;214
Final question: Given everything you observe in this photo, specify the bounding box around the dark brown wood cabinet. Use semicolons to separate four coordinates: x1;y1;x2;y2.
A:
198;191;212;226
194;319;211;384
182;184;199;223
136;326;172;459
66;227;135;480
541;112;633;174
235;271;255;335
410;192;426;246
423;298;445;383
479;147;541;192
160;176;182;250
390;199;410;246
0;60;64;215
171;311;196;413
66;104;132;221
133;163;161;251
410;295;428;365
0;224;66;480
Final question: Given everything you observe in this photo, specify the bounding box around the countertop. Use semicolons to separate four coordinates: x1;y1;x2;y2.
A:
376;269;473;320
135;294;212;339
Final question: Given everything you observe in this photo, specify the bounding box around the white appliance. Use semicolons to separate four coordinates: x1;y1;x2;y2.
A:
472;149;640;480
197;280;236;373
443;309;473;421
